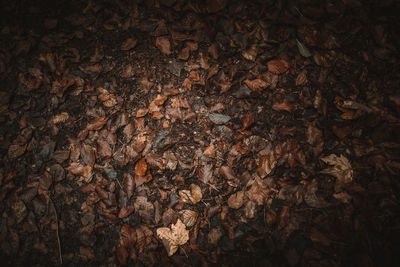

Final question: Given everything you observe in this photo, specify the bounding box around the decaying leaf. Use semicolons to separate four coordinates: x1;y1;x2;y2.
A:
156;219;189;256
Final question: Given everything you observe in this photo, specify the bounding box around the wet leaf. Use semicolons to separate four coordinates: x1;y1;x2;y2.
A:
81;144;95;166
267;59;289;74
156;219;189;256
122;173;135;199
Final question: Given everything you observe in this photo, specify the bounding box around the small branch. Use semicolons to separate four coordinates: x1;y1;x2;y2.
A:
49;197;63;265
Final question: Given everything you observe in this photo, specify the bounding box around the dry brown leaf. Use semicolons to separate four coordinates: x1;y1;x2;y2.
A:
136;108;148;117
156;37;171;55
257;151;277;178
321;154;353;184
268;59;289;74
219;166;237;180
120;224;136;248
241;113;255;130
246;176;270;205
227;190;245;209
272;99;294;112
135;158;148;177
156;219;189;256
118;206;135;219
197;164;213;184
86;116;107;131
203;143;215;158
244;78;270;92
179;184;202;204
121;38;137;51
179;210;198;227
208;227;222;246
50;112;69;124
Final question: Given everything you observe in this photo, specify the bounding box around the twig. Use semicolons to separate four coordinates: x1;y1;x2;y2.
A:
49;197;63;265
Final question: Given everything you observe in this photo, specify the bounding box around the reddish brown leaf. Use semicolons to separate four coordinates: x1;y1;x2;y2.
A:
156;37;171;55
123;123;135;142
135;171;152;187
118;206;135;219
53;150;70;163
120;224;136;248
219;166;236;180
86;116;107;131
8;144;26;159
121;38;137;51
272;99;294;112
206;0;227;13
227;190;245;209
241;113;255;130
81;143;95;166
246;176;270;205
268;59;289;74
244;78;270;92
197;164;213;184
97;139;112;159
135;158;148;177
116;246;128;265
122;173;135;199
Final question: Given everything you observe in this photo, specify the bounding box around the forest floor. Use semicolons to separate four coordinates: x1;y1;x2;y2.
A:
0;0;400;266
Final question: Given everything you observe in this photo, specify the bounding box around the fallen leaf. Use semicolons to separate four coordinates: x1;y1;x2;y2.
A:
197;164;213;184
241;113;255;130
268;59;289;74
246;176;270;205
179;210;198;227
297;40;312;57
227;190;245;209
321;154;353;184
208;227;222;246
135;158;148;177
219;166;236;180
244;78;270;92
209;113;231;124
50;112;69;124
272;99;294;112
86;116;107;130
156;219;189;256
206;0;227;13
156;37;171;55
121;38;137;51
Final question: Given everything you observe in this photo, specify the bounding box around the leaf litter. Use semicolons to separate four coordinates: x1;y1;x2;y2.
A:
1;0;399;266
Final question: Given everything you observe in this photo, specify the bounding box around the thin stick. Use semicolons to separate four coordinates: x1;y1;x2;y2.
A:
49;197;63;265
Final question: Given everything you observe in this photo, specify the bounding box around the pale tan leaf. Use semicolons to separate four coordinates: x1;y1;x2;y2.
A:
156;219;189;256
320;154;353;184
